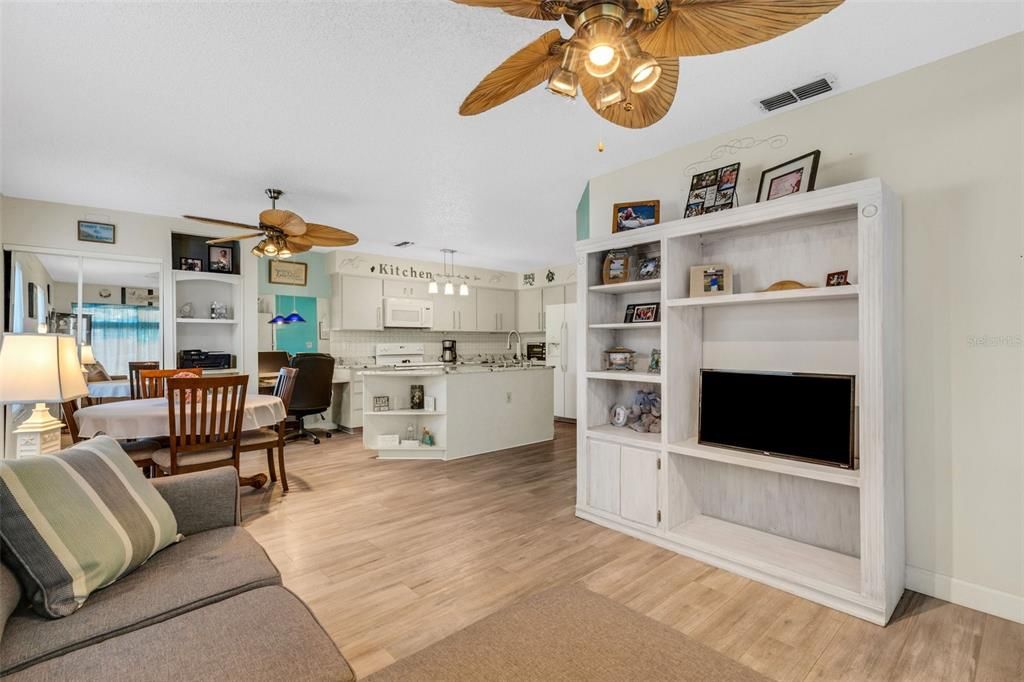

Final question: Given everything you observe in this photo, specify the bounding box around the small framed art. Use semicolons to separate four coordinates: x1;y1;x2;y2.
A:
78;221;116;244
179;257;203;272
623;304;637;323
208;246;233;273
613;200;660;233
685;163;740;218
602;250;632;285
826;270;850;287
373;396;390;412
757;150;820;202
631;303;659;323
637;256;661;280
689;264;733;297
269;259;308;286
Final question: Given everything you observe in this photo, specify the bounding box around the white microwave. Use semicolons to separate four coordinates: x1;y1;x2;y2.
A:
383;298;434;328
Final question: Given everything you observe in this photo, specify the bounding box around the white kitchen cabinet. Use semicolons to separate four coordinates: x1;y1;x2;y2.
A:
586;438;660;526
433;289;477;332
476;288;516;332
587;439;620;515
383;280;431;299
517;288;543;333
339;275;383;330
620;446;660;527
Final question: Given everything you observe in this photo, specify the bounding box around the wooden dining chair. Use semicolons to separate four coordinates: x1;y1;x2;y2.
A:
128;361;161;399
151;374;248;477
239;367;298;492
138;368;205;399
61;399;160;475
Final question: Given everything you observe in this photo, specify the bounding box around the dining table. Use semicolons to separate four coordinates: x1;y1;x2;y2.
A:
85;379;131;404
74;394;287;488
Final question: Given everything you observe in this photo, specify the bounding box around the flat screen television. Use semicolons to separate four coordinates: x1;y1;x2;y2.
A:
698;369;856;469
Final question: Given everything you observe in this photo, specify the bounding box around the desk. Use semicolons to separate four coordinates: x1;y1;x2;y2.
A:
75;395;286;488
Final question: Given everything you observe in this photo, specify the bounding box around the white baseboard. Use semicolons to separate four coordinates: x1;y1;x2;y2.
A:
906;566;1024;624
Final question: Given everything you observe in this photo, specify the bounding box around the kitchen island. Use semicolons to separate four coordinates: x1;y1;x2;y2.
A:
361;365;554;460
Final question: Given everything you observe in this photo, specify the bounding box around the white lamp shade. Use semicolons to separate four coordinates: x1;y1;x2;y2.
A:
79;344;97;365
443;281;454;296
0;334;89;404
459;282;469;296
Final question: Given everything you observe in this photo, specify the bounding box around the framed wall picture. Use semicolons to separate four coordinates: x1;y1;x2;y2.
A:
268;259;308;286
208;246;233;273
78;221;116;244
826;270;850;287
757;150;821;202
689;264;734;297
612;200;660;233
631;303;660;323
685;163;740;218
179;257;203;272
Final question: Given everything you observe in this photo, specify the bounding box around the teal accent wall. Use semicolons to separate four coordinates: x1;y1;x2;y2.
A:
257;252;330;299
273;295;317;355
576;182;590;241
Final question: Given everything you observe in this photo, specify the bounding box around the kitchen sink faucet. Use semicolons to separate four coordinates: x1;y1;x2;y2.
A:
506;330;522;365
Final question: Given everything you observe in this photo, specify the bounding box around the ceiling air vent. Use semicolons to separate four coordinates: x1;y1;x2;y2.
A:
758;74;836;113
392;241;415;248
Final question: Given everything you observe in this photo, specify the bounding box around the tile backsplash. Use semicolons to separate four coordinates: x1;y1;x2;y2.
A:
328;329;545;365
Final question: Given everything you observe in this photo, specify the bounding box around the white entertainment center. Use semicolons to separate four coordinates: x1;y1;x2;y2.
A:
575;178;904;625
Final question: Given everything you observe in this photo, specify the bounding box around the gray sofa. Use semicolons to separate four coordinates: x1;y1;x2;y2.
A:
0;468;354;681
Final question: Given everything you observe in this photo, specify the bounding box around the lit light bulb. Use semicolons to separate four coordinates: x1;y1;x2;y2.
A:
589;45;615;67
459;282;469;296
443;281;454;296
277;248;292;258
263;242;278;256
428;280;439;294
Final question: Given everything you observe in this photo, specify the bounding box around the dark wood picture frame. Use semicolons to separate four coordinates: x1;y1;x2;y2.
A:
631;302;660;323
77;221;116;244
612;200;661;234
756;150;821;202
685;163;740;218
268;259;308;287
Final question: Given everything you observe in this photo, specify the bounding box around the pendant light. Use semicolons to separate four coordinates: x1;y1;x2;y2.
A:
268;313;288;325
284;295;306;323
439;248;468;297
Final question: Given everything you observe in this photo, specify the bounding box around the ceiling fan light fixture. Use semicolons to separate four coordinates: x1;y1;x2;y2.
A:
251;241;265;257
584;47;620;78
629;59;661;93
263;241;279;256
596;80;625;111
547;67;579;99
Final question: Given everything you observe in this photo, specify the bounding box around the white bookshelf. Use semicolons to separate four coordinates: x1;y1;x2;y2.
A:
575;179;904;625
172;270;244;373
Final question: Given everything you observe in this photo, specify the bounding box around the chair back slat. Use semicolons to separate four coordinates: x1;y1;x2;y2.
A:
139;368;205;398
128;361;160;400
61;400;83;443
273;367;300;412
166;375;248;458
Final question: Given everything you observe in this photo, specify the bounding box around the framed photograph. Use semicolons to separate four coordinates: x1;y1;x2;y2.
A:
757;150;821;202
826;270;850;287
613;200;660;233
631;303;659;323
373;396;390;412
637;256;661;281
208;246;233;273
623;303;637;323
601;250;632;285
648;348;661;375
123;288;157;306
685;163;740;217
268;259;307;286
77;221;116;244
318;320;330;340
179;257;203;272
689;264;734;297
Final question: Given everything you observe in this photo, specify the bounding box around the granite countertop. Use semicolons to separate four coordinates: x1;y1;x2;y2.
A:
360;364;552;376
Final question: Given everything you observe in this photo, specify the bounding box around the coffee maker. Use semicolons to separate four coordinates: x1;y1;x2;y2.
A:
441;339;457;364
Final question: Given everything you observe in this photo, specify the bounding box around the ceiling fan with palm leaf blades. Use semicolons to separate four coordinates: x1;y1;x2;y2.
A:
184;188;359;258
453;0;845;129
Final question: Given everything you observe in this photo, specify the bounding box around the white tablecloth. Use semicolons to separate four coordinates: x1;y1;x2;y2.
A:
88;380;130;399
75;395;286;440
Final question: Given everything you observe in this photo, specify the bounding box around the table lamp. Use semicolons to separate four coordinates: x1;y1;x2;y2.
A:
0;334;89;457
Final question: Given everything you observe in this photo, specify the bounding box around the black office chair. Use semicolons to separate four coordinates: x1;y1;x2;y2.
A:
286;353;335;445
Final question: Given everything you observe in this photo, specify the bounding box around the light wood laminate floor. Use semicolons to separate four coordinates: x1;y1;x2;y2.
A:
239;424;1022;680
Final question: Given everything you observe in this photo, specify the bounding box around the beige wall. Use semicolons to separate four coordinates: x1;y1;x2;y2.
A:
587;34;1024;620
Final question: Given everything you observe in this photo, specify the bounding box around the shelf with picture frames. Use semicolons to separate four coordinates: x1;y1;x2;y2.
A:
575;178;905;625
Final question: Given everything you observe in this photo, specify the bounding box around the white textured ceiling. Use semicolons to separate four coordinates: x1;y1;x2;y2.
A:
2;1;1021;271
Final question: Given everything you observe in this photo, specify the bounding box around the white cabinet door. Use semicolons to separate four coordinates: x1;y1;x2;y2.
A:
330;274;343;330
454;289;477;331
517;288;542;333
620;446;660;527
476;289;516;332
587;439;620;515
383;280;431;299
342;276;383;330
541;286;564;332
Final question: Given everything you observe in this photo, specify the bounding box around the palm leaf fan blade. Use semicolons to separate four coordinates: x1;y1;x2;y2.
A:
449;0;560;21
578;57;678;129
459;29;565;116
289;224;359;247
637;0;845;57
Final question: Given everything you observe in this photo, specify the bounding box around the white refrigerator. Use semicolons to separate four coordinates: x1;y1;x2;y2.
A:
545;303;577;420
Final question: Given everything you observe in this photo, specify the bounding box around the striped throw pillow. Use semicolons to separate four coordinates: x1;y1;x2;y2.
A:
0;436;181;618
